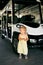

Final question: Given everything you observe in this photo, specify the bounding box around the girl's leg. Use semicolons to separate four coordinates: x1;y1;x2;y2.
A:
19;54;22;59
25;55;28;59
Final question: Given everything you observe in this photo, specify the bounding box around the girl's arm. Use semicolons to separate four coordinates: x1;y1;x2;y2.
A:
18;34;24;40
18;34;29;41
24;35;29;41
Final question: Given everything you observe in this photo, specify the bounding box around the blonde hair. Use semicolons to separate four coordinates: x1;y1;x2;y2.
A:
19;26;26;30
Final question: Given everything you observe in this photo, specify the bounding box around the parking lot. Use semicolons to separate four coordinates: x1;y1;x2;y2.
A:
0;35;43;65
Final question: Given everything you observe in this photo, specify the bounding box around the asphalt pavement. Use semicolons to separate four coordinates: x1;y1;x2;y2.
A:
0;36;43;65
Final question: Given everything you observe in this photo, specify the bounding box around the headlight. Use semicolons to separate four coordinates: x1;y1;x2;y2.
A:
38;39;43;41
30;39;37;43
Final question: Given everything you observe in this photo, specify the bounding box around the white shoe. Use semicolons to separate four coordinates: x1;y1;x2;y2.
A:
25;56;28;59
19;56;22;59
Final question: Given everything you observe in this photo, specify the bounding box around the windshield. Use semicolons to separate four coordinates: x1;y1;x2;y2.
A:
13;3;41;26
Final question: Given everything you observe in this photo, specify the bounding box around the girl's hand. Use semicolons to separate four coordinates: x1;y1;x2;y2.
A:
18;38;25;40
23;38;28;41
24;38;29;41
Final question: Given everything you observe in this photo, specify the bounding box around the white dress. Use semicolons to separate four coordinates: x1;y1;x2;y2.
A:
17;33;28;55
17;40;28;55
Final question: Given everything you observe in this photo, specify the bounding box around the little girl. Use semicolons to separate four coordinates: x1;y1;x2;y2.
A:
17;26;29;59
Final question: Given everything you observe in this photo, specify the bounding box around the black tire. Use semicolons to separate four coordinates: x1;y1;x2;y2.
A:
1;35;5;39
12;38;18;53
12;32;19;53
